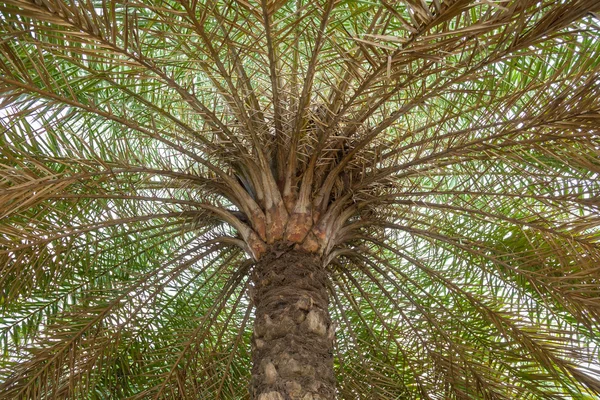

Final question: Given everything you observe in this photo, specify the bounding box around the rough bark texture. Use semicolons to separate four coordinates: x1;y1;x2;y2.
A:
250;244;336;400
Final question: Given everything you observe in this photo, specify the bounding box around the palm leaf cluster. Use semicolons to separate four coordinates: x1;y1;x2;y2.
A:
1;0;600;398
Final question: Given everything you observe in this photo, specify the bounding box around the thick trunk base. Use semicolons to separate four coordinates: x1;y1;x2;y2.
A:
250;245;336;400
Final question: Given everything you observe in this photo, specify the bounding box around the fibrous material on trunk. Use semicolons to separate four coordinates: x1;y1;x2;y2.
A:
250;245;335;400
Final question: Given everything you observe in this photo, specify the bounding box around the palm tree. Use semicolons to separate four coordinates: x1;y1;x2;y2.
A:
1;0;600;398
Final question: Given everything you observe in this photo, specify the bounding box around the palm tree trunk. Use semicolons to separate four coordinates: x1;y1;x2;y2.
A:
250;245;336;400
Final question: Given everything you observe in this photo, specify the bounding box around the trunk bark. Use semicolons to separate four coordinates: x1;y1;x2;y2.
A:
250;245;336;400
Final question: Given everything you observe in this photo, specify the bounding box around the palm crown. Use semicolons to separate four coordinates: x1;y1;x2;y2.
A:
1;0;600;398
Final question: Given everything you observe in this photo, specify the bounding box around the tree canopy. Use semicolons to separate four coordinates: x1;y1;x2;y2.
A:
1;0;600;398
